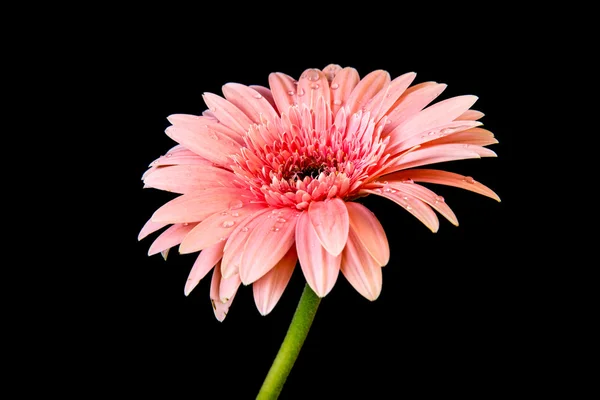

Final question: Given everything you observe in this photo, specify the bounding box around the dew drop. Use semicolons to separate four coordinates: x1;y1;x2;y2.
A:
306;69;320;81
241;226;249;232
231;212;239;217
183;222;189;226
276;218;287;223
464;176;475;184
333;99;342;105
270;226;280;232
331;83;339;90
229;200;243;209
287;90;295;96
253;93;263;99
402;179;414;184
210;133;219;140
390;189;397;194
434;196;445;204
297;88;305;97
406;205;413;211
374;188;382;193
222;221;235;228
403;196;409;201
440;128;453;134
386;119;392;124
383;181;388;184
166;153;172;158
428;131;436;136
310;83;320;90
219;236;227;241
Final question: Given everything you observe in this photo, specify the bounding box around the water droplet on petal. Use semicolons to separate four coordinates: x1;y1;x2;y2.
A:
434;196;445;204
402;179;414;184
333;99;342;105
386;119;392;124
219;236;227;241
222;221;235;228
270;226;280;232
229;200;243;209
231;212;239;217
287;90;295;96
464;176;475;184
406;205;413;211
253;93;263;99
241;227;249;232
310;83;320;90
306;69;320;81
276;218;287;223
331;83;339;90
383;181;388;184
210;133;219;140
297;88;305;97
428;131;436;136
166;153;172;158
403;196;409;201
390;189;397;194
183;222;189;226
374;188;382;193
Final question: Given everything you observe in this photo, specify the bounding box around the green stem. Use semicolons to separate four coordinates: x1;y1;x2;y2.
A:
256;284;321;400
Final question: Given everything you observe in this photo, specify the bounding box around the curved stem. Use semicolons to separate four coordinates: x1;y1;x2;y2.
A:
256;284;321;400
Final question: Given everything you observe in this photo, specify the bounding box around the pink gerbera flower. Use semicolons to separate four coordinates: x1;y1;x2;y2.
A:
139;64;500;321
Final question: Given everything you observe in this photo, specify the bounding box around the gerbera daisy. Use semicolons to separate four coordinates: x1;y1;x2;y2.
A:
139;64;500;322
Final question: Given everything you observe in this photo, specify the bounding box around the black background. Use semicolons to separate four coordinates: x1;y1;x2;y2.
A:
92;14;549;399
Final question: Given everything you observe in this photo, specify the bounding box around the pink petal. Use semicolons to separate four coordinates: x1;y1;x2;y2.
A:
379;182;459;226
381;143;492;175
239;207;300;285
179;203;267;254
148;223;196;256
222;83;279;124
164;125;240;168
253;246;298;316
145;150;213;175
388;95;479;145
341;225;382;301
295;211;341;298
430;127;498;147
268;72;297;116
387;120;483;155
381;169;501;201
345;70;391;114
166;114;244;145
307;198;349;256
330;67;360;114
138;217;169;241
383;83;447;135
364;72;416;123
184;240;226;296
219;272;241;303
209;265;236;322
202;92;254;135
457;109;485;121
363;188;439;232
249;85;276;109
151;188;253;224
221;208;271;279
296;68;330;111
143;165;239;194
345;202;390;266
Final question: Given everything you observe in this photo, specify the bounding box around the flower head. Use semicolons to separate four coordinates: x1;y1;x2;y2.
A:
140;64;499;321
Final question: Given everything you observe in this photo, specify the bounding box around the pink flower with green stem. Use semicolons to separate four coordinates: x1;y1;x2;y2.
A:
139;64;500;399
